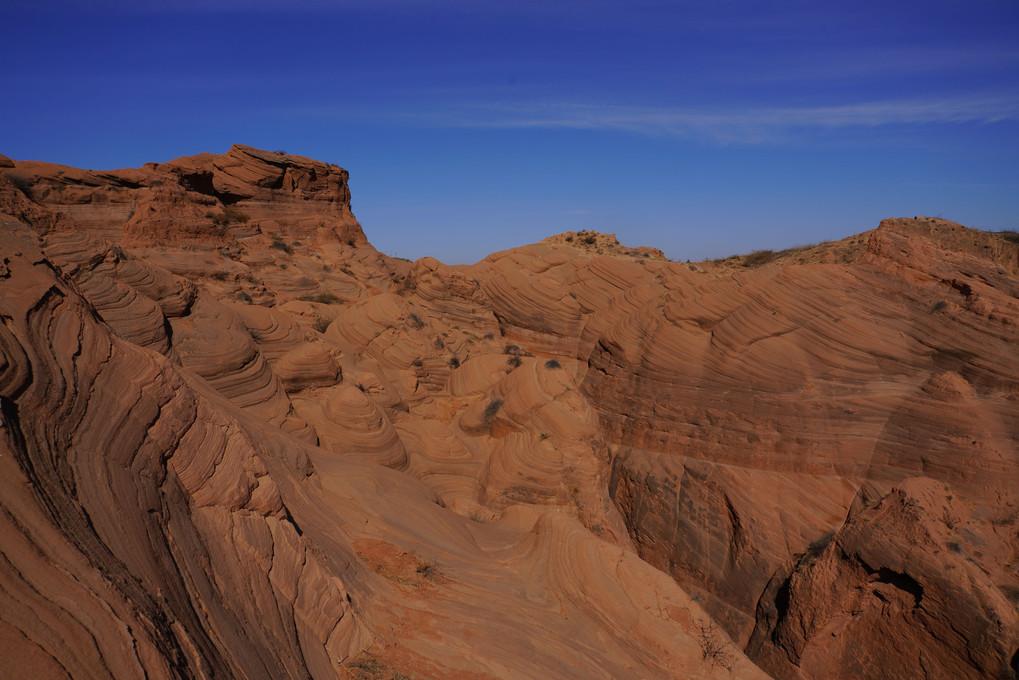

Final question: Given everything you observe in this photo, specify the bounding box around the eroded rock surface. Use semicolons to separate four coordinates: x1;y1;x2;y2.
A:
2;149;1018;679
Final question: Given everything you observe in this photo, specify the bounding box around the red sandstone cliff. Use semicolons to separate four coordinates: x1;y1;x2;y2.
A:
1;147;1017;679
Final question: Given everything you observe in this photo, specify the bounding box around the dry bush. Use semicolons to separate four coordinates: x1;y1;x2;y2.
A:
483;398;503;425
299;291;341;304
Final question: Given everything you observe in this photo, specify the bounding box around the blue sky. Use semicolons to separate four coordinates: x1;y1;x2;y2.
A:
3;0;1018;263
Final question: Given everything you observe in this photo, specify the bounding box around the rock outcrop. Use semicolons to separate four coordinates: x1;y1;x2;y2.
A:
2;148;1017;679
8;144;365;247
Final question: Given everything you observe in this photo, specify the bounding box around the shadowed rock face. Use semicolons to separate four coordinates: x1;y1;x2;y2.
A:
2;148;1018;680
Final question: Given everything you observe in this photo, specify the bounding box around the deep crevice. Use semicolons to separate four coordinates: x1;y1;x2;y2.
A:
874;567;923;607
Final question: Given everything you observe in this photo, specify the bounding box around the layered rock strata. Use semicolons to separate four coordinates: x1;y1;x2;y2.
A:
2;148;1017;679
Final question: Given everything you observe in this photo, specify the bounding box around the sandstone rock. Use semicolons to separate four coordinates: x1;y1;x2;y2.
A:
2;150;1017;680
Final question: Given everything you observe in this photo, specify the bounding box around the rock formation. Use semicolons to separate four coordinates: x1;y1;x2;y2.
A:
1;147;1017;679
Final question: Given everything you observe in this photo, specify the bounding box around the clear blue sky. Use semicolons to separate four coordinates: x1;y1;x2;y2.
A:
4;0;1018;263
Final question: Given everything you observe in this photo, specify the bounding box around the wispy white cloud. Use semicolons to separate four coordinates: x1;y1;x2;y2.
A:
426;96;1019;143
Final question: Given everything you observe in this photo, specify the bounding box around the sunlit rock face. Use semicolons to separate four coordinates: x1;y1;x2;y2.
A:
2;149;1017;679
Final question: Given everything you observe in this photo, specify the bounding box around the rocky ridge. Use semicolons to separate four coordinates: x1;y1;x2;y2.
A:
1;147;1017;679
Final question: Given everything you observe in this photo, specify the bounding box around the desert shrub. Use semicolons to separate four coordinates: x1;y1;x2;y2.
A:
999;229;1019;244
396;275;417;294
504;344;531;368
407;312;424;329
699;625;734;671
582;235;597;245
483;398;503;425
299;291;341;304
804;532;834;562
448;355;460;369
345;653;384;679
416;562;438;581
270;239;294;255
223;206;249;223
237;291;253;303
544;359;562;369
743;249;777;267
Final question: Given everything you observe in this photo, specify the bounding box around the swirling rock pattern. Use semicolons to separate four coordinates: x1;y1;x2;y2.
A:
2;149;1018;680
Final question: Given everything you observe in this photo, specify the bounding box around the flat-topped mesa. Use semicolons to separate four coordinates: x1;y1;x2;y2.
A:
541;229;667;260
3;144;367;248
